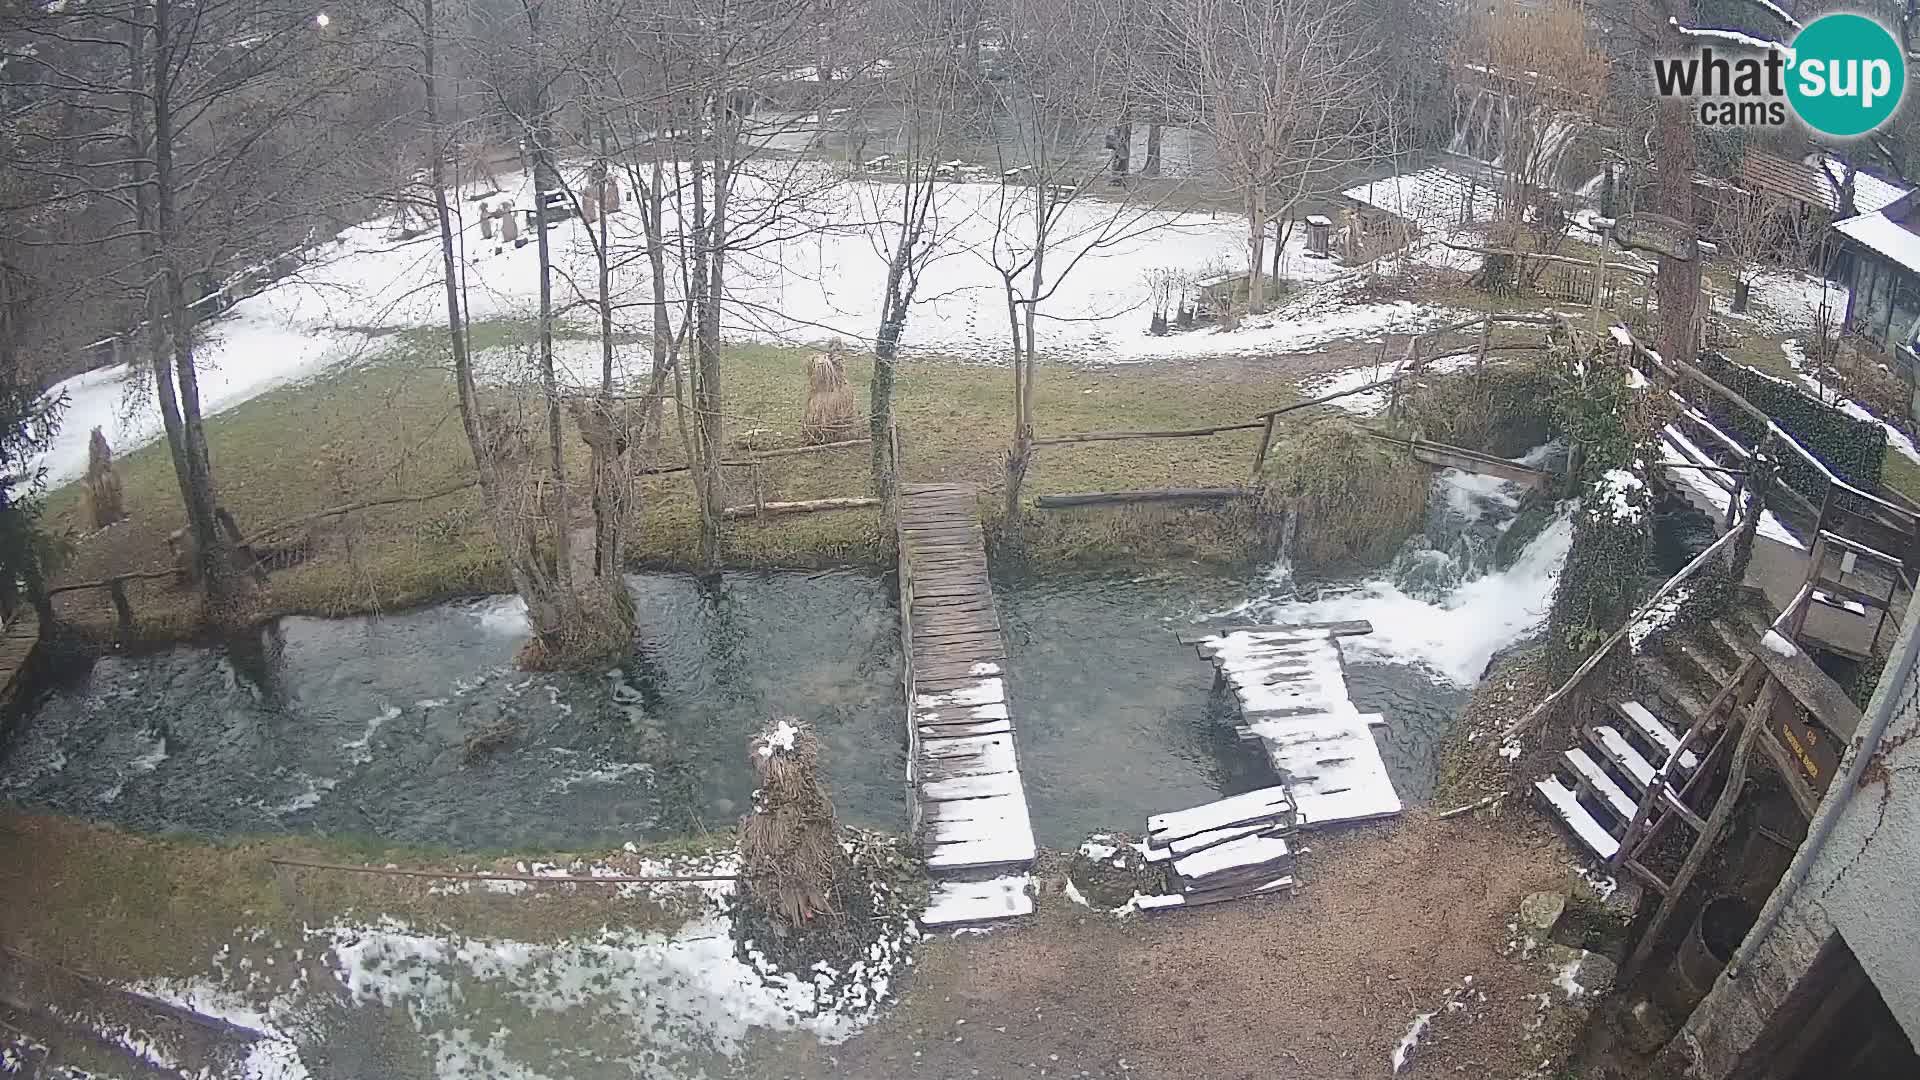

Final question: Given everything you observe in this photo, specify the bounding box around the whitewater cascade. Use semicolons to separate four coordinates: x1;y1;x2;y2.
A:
1227;462;1574;686
1447;85;1590;192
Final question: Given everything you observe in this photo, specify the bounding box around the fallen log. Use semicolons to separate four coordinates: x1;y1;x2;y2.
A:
719;496;882;519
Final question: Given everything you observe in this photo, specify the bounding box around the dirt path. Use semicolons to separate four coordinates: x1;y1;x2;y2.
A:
751;808;1586;1080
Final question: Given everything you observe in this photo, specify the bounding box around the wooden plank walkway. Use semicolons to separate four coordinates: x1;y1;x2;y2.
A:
1186;623;1404;829
896;484;1036;926
0;614;42;721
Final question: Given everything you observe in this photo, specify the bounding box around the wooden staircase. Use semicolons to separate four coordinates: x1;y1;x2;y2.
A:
1535;695;1711;873
1534;616;1757;895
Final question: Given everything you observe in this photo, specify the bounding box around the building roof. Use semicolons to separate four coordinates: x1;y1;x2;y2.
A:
1732;151;1911;217
1834;203;1920;274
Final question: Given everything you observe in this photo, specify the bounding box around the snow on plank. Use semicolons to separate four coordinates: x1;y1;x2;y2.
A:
1615;700;1699;771
1535;777;1621;861
1135;875;1296;912
914;677;1006;711
924;829;1037;870
1153;821;1269;860
1246;713;1402;827
915;701;1011;725
1147;785;1293;842
921;770;1024;801
924;791;1029;825
1171;831;1292;882
922;874;1034;926
915;717;1013;739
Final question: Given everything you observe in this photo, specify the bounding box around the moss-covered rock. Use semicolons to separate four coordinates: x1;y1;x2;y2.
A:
1065;833;1167;910
1399;362;1562;457
1259;417;1430;571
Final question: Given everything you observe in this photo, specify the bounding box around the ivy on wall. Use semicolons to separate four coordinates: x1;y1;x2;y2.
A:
1544;346;1660;676
1693;352;1886;498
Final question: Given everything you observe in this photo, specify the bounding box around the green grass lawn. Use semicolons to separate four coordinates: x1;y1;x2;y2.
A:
44;326;1310;637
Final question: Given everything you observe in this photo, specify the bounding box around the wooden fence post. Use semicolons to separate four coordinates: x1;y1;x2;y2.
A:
1250;414;1277;478
108;576;134;640
751;462;766;520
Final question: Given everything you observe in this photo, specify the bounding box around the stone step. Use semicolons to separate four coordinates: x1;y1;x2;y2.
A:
1535;776;1622;861
1589;724;1707;832
1708;618;1751;661
1588;725;1658;790
1639;653;1712;730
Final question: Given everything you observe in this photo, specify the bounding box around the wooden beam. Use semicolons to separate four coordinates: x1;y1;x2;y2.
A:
1620;680;1774;986
719;497;880;520
1175;620;1374;644
1030;421;1266;447
1033;487;1247;509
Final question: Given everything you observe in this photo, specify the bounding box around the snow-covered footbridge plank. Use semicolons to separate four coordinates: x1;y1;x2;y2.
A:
1189;623;1403;829
899;484;1036;924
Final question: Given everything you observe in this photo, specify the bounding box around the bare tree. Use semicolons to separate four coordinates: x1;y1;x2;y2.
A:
1452;0;1609;287
1152;0;1386;312
856;0;982;498
1710;186;1787;315
8;0;384;613
986;0;1186;521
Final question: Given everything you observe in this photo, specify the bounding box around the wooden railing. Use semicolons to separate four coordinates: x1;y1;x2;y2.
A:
1027;313;1557;506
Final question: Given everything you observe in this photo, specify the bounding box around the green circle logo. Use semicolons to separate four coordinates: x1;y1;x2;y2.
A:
1786;14;1906;137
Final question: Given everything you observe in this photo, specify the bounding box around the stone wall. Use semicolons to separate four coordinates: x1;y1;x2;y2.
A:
1669;600;1920;1076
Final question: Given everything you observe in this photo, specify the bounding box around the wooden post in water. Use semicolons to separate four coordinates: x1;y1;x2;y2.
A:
107;576;134;641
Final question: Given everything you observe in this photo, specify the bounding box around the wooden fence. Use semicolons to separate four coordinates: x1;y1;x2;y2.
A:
1025;313;1559;508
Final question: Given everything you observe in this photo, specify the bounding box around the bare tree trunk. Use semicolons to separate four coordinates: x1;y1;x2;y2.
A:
524;10;572;591
645;156;669;447
1653;10;1700;366
1247;184;1269;313
594;149;620;577
142;0;235;608
688;147;722;566
1143;122;1163;178
424;0;544;618
871;261;909;499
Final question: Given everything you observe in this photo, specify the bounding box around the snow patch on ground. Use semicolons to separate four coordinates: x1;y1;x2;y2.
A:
1779;339;1920;466
1736;271;1847;337
105;850;912;1078
1391;1010;1435;1072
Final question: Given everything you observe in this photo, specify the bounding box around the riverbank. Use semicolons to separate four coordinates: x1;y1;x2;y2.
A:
41;328;1361;642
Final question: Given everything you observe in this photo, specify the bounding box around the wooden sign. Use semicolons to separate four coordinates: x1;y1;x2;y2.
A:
1776;697;1841;795
1612;212;1699;262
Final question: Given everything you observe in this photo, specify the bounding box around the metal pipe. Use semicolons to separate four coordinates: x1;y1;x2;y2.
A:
1727;597;1920;977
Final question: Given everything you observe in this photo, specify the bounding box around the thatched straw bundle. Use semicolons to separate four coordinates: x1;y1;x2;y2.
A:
799;349;859;445
83;427;126;528
740;717;849;927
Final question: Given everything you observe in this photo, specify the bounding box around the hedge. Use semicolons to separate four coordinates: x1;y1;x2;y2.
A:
1692;351;1886;499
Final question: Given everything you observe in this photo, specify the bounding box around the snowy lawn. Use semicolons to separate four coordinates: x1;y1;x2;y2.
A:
34;162;1472;488
41;329;1324;635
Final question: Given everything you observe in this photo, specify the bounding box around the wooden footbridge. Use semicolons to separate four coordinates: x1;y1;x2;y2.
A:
895;483;1037;927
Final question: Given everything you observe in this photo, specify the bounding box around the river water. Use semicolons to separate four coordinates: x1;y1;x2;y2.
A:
1;467;1569;852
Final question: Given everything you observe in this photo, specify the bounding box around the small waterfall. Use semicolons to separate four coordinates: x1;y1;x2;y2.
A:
1229;461;1573;686
1447;84;1591;194
1448;87;1502;163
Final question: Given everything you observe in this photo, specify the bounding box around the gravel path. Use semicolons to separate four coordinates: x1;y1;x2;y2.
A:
751;807;1584;1079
